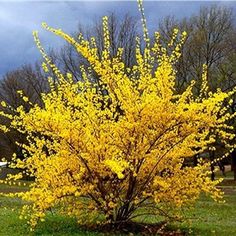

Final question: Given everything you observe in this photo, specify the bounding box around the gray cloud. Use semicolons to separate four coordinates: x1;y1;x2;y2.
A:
0;1;235;77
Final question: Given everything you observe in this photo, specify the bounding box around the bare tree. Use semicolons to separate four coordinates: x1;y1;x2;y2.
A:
159;5;235;94
0;64;48;160
52;12;139;81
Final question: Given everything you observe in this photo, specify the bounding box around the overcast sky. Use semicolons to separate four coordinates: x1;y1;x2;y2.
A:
0;1;236;78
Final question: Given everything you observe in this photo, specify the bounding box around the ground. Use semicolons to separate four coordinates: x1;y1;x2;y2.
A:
0;169;235;235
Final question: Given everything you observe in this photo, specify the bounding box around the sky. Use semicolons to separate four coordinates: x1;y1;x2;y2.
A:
0;1;236;78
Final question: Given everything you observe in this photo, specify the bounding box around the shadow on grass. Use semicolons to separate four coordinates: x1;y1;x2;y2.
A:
36;218;186;236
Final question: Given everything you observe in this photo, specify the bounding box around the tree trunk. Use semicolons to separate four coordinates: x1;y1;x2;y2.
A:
106;202;133;230
231;149;236;181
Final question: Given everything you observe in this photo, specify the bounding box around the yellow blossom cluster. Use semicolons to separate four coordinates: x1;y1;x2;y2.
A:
0;0;235;229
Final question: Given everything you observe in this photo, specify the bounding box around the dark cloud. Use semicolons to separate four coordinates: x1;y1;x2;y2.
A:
0;1;235;77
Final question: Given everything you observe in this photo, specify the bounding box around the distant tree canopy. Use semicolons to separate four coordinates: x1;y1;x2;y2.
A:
0;64;48;160
158;5;236;93
52;13;139;81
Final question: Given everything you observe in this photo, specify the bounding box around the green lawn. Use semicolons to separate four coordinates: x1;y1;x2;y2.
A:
0;174;235;236
0;194;111;236
176;192;236;235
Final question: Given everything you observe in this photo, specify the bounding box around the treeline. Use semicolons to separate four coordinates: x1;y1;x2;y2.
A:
0;5;236;179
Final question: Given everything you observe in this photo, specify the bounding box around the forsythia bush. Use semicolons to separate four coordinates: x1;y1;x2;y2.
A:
1;0;236;230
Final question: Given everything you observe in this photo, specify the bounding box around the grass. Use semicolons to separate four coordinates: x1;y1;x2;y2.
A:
174;170;236;235
0;171;235;235
175;193;236;235
0;194;119;236
0;180;30;193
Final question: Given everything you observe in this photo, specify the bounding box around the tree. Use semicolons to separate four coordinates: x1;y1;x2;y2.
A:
0;64;48;161
158;5;236;178
1;0;236;231
158;5;235;93
52;12;139;82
